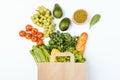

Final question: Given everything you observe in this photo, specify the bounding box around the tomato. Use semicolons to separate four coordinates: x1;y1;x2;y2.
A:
26;24;33;32
37;39;43;46
25;33;32;39
19;30;26;37
31;28;38;35
37;32;44;38
31;36;38;42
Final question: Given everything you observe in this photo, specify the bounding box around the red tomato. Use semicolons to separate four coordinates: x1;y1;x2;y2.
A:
25;33;32;39
37;39;43;46
31;28;38;35
31;36;38;42
37;32;44;38
19;30;26;37
26;24;33;32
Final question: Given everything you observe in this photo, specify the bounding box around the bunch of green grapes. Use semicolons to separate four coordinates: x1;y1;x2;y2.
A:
31;6;55;37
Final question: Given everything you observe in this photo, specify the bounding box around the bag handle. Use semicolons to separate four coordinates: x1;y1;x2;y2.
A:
50;52;74;63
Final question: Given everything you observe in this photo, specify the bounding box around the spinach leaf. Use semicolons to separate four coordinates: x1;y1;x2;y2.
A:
90;14;101;30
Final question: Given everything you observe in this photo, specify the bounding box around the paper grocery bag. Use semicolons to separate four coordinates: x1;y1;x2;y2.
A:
37;52;87;80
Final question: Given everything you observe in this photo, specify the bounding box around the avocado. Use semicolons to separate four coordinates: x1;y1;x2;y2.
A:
59;18;71;31
53;4;63;18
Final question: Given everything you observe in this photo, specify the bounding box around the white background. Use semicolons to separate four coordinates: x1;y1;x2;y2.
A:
0;0;120;80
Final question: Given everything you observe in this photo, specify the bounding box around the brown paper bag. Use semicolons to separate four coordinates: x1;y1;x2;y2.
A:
37;52;86;80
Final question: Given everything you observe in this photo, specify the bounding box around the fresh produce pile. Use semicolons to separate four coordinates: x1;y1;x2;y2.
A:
19;3;101;63
29;31;86;63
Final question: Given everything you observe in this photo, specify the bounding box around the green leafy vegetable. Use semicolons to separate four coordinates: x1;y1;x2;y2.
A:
30;45;50;62
56;48;86;63
66;48;86;63
57;56;70;62
90;14;101;30
48;31;78;52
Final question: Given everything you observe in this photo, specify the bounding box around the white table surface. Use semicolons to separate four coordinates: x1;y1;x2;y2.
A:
0;0;120;80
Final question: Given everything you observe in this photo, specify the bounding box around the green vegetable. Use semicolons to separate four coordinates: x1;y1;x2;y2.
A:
57;56;70;62
53;4;63;18
66;48;86;63
56;48;86;63
48;31;78;52
59;18;71;31
30;45;50;62
40;45;50;61
30;50;38;62
90;14;101;30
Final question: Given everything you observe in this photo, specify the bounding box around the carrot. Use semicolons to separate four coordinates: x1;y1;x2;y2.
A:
76;32;88;55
